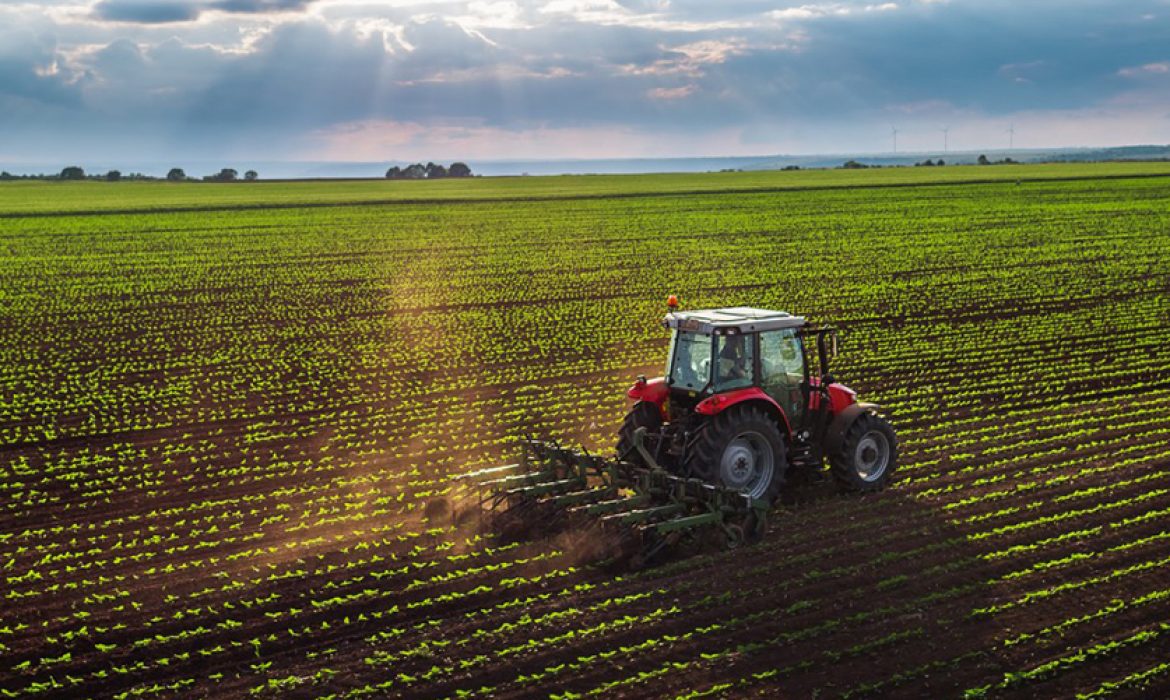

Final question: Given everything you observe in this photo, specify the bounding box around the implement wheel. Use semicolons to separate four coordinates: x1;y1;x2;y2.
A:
684;405;786;503
830;411;898;493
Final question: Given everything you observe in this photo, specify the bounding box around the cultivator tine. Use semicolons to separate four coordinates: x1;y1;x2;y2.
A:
482;470;558;489
649;511;723;534
465;438;774;566
506;477;587;498
455;462;523;481
572;493;650;517
469;439;611;538
552;488;616;508
599;503;686;527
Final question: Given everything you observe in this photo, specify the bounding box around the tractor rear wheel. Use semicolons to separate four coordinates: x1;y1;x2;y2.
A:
684;405;786;503
830;411;898;492
616;401;663;466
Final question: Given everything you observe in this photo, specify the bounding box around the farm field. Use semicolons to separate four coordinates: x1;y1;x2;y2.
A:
2;163;1170;698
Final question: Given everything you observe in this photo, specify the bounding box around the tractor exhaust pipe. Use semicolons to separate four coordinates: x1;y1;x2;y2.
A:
817;330;834;385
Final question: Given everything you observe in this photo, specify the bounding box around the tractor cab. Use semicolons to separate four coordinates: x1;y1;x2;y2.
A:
663;307;810;426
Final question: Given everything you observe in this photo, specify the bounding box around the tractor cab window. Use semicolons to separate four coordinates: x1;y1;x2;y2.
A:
714;333;754;391
760;329;804;424
667;330;713;391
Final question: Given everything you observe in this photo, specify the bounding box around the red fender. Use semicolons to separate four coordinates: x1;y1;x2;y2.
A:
628;376;668;403
807;379;858;415
695;387;792;437
829;383;858;414
628;376;669;419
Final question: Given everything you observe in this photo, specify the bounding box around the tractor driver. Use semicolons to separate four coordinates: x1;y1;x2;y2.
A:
718;334;748;384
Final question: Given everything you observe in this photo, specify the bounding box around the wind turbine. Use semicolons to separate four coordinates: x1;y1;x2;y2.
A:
891;125;899;154
1006;124;1015;150
941;126;949;154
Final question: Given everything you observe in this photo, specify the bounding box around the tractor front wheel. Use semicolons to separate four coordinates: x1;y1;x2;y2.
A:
684;405;786;503
830;411;898;493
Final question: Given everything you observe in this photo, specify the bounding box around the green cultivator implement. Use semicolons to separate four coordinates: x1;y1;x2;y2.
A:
462;300;898;567
462;438;770;568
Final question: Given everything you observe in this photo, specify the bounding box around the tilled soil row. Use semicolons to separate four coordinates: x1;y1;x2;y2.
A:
996;632;1170;700
4;421;1165;700
297;491;1170;699
488;515;1170;699
690;561;1170;699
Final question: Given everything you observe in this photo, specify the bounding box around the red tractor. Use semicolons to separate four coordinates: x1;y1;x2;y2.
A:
464;298;897;565
618;300;897;502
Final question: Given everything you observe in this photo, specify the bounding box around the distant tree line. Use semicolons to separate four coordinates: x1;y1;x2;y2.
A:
0;167;154;181
200;168;259;182
386;162;473;180
0;166;261;182
837;156;1022;168
2;163;478;182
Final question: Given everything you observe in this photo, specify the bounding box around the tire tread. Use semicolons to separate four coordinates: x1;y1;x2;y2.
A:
830;411;898;493
683;404;787;503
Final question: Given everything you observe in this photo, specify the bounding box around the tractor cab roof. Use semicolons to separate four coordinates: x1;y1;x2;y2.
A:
664;307;807;335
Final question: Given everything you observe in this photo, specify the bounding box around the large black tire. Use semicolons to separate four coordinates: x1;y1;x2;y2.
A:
616;401;663;466
683;404;786;503
830;411;898;493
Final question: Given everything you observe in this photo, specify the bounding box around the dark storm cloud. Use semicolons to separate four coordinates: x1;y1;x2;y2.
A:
771;2;1170;115
184;20;387;128
171;16;700;131
0;29;80;107
92;0;317;24
561;0;1170;123
92;1;203;23
148;1;1170;137
90;38;148;73
478;3;1160;124
213;0;315;11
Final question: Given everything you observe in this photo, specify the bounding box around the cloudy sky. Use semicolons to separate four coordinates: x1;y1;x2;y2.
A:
1;0;1169;165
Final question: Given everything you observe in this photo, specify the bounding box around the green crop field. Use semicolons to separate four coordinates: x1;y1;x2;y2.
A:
3;162;1170;698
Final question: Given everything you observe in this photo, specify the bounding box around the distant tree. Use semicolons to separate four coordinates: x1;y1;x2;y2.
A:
448;162;472;178
0;172;12;180
937;159;945;166
385;166;402;179
841;160;868;169
106;170;122;181
402;163;426;179
203;168;238;182
60;166;85;180
167;168;186;182
244;170;258;181
977;154;990;165
1002;157;1017;165
426;163;448;179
